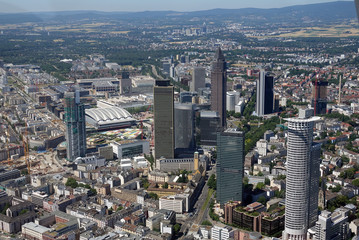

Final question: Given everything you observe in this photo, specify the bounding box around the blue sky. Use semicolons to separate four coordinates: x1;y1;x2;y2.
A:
0;0;350;13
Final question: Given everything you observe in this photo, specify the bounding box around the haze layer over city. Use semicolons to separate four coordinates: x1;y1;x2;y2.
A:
0;1;359;240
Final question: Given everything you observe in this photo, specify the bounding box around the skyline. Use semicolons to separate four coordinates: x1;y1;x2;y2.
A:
0;0;351;13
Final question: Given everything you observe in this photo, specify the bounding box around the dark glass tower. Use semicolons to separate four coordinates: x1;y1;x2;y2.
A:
256;70;274;116
312;79;328;115
216;129;244;206
64;90;86;161
154;80;175;160
210;48;227;128
174;103;195;151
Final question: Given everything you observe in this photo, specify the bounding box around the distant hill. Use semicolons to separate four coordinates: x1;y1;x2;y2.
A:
0;1;356;25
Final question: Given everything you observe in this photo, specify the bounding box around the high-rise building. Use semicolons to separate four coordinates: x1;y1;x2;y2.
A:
216;129;244;206
312;79;328;115
154;80;175;160
191;67;206;92
256;70;274;116
64;90;86;161
119;71;132;95
179;92;193;104
199;111;220;146
283;109;321;240
312;209;350;240
174;103;195;152
210;48;227;128
226;93;236;111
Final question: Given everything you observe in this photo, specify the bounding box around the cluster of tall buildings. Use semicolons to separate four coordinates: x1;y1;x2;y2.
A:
63;47;329;240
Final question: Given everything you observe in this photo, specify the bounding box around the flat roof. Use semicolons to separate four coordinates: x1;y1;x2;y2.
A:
285;116;321;123
22;222;51;234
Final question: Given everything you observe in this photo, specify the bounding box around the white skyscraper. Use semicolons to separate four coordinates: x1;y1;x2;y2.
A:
283;109;321;240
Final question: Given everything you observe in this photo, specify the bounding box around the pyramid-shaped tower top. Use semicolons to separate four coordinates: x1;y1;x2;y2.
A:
215;47;225;60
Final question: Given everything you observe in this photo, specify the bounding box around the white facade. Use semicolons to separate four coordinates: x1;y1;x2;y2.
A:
111;140;150;159
256;139;267;156
256;70;266;116
22;222;51;240
74;155;106;167
226;93;236;111
284;110;321;240
311;209;350;240
159;196;185;213
211;226;233;240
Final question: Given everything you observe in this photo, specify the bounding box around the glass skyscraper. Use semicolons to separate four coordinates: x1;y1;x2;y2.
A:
154;80;175;160
64;89;86;161
216;129;244;206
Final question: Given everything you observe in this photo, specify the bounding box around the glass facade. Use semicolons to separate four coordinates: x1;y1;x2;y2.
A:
216;129;244;206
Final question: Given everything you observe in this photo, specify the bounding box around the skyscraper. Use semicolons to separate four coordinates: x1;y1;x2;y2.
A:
174;103;195;152
216;128;244;206
64;89;86;161
211;48;227;128
256;70;274;116
312;79;328;115
154;80;175;160
283;109;321;240
191;67;206;92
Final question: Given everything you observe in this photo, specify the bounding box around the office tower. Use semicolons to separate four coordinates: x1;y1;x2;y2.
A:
312;79;328;115
191;67;206;92
256;70;274;116
211;48;227;127
356;0;359;21
119;71;132;95
154;80;175;160
312;210;350;240
162;61;171;76
179;92;193;104
216;129;244;206
226;93;235;111
199;111;220;146
174;103;195;151
64;89;86;161
283;109;321;240
274;94;280;113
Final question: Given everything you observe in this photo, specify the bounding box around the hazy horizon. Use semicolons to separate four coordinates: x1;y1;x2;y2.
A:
0;0;351;13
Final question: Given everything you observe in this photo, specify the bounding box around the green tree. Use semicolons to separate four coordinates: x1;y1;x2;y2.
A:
173;223;181;234
257;196;267;205
201;220;212;226
265;178;270;185
207;174;217;190
163;182;169;189
149;192;159;200
352;178;359;187
256;182;265;190
89;188;97;196
65;178;78;189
